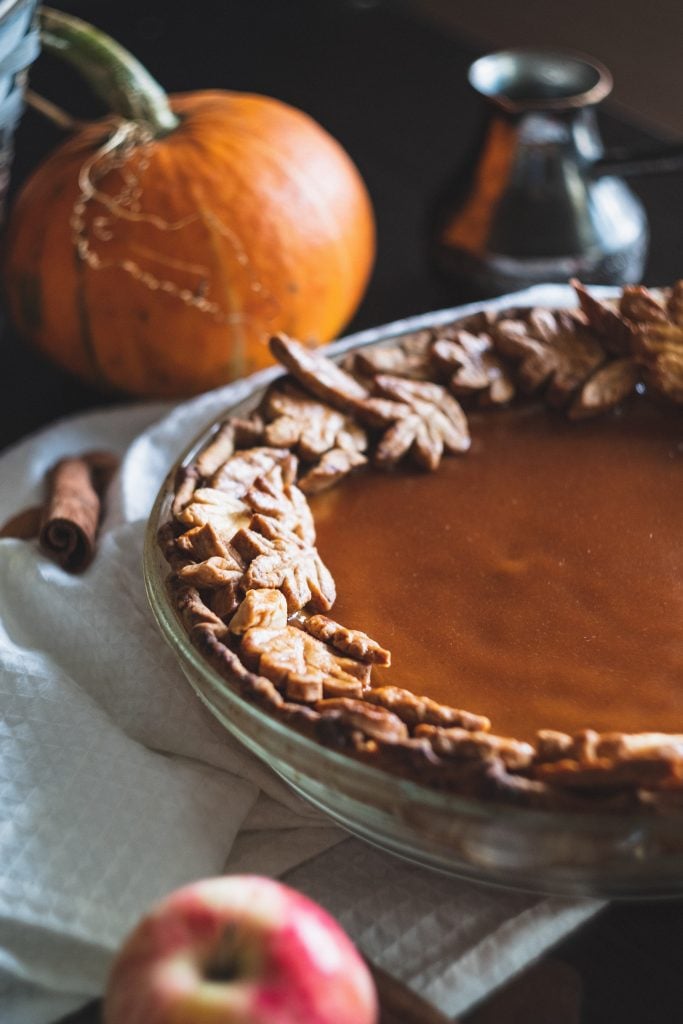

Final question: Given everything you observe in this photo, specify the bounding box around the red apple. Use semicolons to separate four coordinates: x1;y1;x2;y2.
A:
103;875;378;1024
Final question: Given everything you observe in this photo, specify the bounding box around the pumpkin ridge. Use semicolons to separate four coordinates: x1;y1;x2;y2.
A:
187;177;249;381
151;142;252;379
177;125;361;333
73;244;107;387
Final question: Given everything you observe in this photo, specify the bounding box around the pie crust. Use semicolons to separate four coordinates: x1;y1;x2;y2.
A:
159;281;683;813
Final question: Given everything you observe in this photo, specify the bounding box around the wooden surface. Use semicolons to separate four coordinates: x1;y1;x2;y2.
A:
2;1;682;1021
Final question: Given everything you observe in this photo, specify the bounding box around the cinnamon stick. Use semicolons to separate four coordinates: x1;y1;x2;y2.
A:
0;450;119;573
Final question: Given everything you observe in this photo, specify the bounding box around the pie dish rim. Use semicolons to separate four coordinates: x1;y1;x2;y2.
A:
144;284;683;892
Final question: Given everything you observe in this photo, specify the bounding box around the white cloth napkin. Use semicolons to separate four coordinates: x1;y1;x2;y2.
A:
0;286;604;1024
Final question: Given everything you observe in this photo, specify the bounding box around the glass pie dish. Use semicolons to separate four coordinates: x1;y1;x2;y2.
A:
144;291;683;898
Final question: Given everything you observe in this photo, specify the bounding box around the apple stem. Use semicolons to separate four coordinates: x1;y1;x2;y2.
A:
204;924;242;983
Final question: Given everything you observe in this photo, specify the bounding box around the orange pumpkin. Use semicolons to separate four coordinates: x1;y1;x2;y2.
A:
4;9;375;398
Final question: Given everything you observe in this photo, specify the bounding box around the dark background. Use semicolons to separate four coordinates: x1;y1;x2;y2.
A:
2;2;682;1021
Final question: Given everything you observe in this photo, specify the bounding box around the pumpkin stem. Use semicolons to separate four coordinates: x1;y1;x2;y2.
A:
38;6;180;139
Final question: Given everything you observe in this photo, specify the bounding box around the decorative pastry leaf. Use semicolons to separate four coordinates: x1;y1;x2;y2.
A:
364;685;489;731
175;521;234;561
260;382;368;493
571;279;637;355
298;443;367;495
229;588;289;634
177;553;245;589
432;329;515;405
302;614;390;665
569;357;641;419
372;374;470;470
666;280;683;327
211;447;295;497
176;487;250;544
349;330;434;381
270;333;369;409
245;464;316;546
269;332;410;431
177;552;245;618
494;308;605;405
171;465;201;517
240;621;369;702
196;421;237;478
263;382;348;457
636;321;683;403
315;697;408;742
232;514;335;613
415;724;535;770
595;732;683;761
619;285;669;325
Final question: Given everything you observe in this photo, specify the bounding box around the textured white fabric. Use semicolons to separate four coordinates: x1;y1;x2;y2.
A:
0;286;604;1023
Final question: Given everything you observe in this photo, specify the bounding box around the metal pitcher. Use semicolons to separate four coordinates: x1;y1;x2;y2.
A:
433;49;683;296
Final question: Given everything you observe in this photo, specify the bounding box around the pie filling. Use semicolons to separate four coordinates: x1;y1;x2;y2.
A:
162;282;683;809
314;400;683;741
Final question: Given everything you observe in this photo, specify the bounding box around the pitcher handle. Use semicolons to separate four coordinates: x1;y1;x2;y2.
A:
592;141;683;177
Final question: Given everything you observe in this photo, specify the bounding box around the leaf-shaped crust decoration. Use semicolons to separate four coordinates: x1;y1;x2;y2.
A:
635;321;683;403
302;614;391;665
177;553;245;590
571;278;639;355
232;514;336;613
348;330;434;381
569;358;641;420
364;685;489;732
270;333;370;409
431;329;515;405
176;551;246;620
298;442;368;495
263;381;366;458
176;487;251;545
619;284;669;326
245;463;316;546
229;588;289;634
260;382;368;494
415;724;535;770
175;521;234;562
211;447;296;498
493;308;605;405
240;622;370;702
666;281;683;327
268;332;410;431
315;697;409;742
372;374;470;470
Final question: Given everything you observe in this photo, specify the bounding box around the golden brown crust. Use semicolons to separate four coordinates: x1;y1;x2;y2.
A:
372;375;471;470
348;330;434;381
315;697;409;742
569;357;641;419
432;329;516;405
298;444;368;495
302;614;391;666
232;515;335;614
415;724;535;770
158;282;683;811
364;686;489;732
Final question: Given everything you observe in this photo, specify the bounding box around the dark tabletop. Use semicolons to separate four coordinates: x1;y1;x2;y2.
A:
3;1;682;1021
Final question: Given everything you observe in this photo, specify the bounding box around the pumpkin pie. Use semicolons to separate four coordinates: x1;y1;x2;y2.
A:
159;281;683;813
